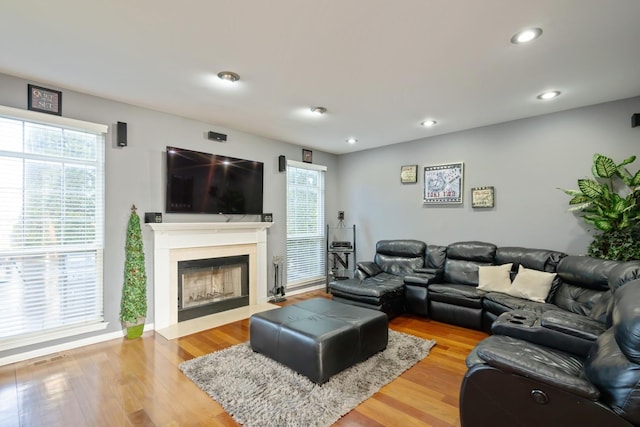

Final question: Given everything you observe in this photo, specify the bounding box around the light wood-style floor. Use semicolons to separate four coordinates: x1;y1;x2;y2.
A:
0;290;488;426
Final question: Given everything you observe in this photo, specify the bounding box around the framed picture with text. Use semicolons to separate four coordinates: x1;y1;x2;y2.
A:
423;162;464;204
400;165;418;184
28;84;62;115
472;186;495;208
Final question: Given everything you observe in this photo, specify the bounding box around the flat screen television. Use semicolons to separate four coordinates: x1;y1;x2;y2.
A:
166;146;264;214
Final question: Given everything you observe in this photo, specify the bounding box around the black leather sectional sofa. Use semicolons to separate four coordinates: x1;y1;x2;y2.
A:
328;239;640;426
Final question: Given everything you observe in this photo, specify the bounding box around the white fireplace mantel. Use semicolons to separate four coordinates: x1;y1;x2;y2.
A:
147;222;275;339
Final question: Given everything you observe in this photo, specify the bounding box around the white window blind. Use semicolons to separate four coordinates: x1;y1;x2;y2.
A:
0;107;106;348
286;161;326;287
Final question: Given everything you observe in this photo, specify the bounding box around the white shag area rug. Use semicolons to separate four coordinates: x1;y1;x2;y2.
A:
179;329;436;426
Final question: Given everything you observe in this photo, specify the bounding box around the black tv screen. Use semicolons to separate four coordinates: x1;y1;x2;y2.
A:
166;146;264;214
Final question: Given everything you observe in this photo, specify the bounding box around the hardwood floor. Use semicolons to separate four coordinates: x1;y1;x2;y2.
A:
0;290;487;426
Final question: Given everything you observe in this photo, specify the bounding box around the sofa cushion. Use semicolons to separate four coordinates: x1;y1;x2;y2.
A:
374;240;426;276
357;261;383;277
429;284;485;308
329;275;404;299
585;328;640;426
553;282;607;317
584;282;640;426
447;241;497;262
375;239;426;258
443;242;497;285
477;263;513;293
588;290;612;323
608;260;640;291
612;280;640;364
426;244;448;269
495;247;567;273
506;266;556;303
557;255;620;291
483;292;560;316
475;335;600;400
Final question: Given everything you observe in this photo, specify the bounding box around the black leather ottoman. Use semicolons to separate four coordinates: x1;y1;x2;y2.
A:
249;298;388;384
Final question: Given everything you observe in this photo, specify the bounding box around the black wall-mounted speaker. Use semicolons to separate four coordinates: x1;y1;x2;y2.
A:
632;114;640;128
117;121;127;147
278;155;286;172
208;131;227;142
144;212;163;223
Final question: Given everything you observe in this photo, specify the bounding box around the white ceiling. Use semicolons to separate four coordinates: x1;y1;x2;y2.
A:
2;1;640;154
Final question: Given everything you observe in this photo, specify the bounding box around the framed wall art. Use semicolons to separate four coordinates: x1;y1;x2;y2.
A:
471;186;495;208
423;162;464;204
400;164;418;184
302;149;313;163
28;84;62;116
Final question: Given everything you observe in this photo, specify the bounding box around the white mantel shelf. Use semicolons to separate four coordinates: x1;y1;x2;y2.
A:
147;221;276;339
147;221;274;233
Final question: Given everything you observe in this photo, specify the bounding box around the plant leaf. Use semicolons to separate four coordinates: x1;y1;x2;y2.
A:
593;154;618;178
618;155;637;167
593;219;614;232
558;188;583;197
567;201;593;211
568;195;592;205
630;170;640;187
578;179;605;198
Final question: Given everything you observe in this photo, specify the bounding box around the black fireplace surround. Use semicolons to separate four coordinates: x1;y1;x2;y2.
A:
328;239;640;426
177;255;249;322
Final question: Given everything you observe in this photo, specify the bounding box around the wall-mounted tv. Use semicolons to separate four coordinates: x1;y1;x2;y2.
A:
166;146;264;215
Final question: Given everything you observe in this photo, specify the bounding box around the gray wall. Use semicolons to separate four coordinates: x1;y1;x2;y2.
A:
0;72;339;356
2;68;639;357
338;96;640;260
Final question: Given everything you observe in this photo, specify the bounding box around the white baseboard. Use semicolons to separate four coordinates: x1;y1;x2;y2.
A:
282;283;326;297
0;323;155;367
1;285;327;367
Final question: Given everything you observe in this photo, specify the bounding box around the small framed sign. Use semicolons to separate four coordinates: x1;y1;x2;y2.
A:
471;186;495;208
28;84;62;116
302;149;313;163
400;165;418;184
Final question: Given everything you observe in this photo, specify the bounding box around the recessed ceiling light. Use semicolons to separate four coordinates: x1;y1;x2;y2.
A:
537;90;561;100
511;28;543;44
311;107;327;115
346;138;357;144
217;71;240;82
421;120;437;127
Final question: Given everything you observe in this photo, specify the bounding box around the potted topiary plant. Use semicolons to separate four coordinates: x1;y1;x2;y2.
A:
120;204;148;339
560;153;640;260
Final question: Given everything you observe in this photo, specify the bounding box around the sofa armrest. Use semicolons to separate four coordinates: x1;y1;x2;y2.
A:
540;310;606;341
356;261;382;279
413;267;443;280
404;268;444;287
475;335;600;400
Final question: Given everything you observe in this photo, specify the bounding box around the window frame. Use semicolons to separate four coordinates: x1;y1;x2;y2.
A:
0;105;108;351
285;160;327;288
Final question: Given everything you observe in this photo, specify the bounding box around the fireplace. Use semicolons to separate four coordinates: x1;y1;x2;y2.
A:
177;255;249;321
147;222;275;339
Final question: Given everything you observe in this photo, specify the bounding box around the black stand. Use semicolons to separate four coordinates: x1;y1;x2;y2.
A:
269;256;286;303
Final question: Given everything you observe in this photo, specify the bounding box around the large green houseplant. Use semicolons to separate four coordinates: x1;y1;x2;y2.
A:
120;204;148;339
560;153;640;260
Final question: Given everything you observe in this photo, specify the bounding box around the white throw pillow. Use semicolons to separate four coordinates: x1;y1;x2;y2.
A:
506;265;556;303
477;263;513;293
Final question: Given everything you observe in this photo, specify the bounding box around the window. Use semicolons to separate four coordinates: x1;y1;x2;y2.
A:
286;161;326;288
0;106;107;349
